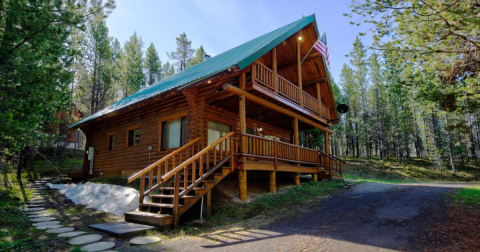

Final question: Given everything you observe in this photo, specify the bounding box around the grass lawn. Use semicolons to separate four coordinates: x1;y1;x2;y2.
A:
450;185;480;206
32;156;83;176
341;156;479;183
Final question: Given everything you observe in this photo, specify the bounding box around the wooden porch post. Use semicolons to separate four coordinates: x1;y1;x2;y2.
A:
239;73;247;161
293;118;299;145
293;117;300;185
313;173;317;182
325;132;329;155
325;131;332;180
294;173;300;186
239;170;247;201
297;39;303;107
316;83;322;116
239;75;247;201
269;171;276;193
273;48;278;93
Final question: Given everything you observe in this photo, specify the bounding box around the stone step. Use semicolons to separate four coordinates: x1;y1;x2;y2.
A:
90;221;157;239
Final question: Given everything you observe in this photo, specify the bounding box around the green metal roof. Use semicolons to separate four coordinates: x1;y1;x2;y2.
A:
70;15;319;129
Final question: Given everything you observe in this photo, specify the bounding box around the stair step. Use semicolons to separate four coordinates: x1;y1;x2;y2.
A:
124;211;174;226
140;203;184;208
150;195;195;199
125;211;171;218
160;187;204;190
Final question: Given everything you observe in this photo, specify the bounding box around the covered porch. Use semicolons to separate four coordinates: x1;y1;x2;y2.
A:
207;66;344;201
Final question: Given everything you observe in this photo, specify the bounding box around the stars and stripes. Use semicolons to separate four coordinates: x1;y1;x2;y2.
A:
313;32;330;69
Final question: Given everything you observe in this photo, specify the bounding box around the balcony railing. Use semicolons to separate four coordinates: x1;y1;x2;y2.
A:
236;133;345;175
252;62;330;120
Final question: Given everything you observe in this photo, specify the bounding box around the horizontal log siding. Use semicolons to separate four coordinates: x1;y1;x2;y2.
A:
80;78;293;178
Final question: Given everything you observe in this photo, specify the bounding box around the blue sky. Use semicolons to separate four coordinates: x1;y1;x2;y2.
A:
106;0;374;84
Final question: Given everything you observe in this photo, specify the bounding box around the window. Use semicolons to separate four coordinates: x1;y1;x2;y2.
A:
264;135;280;141
128;129;140;147
246;127;255;135
208;121;231;150
161;117;187;150
108;135;116;150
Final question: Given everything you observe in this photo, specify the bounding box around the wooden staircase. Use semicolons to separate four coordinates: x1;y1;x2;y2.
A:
124;133;235;227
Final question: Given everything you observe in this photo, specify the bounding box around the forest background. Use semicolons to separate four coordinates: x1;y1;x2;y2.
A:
1;0;479;188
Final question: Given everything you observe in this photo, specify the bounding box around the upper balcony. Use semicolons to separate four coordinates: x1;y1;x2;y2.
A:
250;62;331;122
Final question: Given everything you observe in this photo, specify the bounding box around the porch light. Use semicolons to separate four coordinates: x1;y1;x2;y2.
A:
298;36;302;41
208;80;211;84
257;126;263;132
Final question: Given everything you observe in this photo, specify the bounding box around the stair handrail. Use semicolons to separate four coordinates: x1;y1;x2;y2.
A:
162;132;235;184
319;150;345;163
127;138;201;183
170;132;235;227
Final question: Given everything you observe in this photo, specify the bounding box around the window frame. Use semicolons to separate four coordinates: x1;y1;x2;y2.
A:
160;116;187;151
126;124;141;147
107;133;116;150
207;119;233;150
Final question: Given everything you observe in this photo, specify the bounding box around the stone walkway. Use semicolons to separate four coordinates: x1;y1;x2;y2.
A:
24;178;161;251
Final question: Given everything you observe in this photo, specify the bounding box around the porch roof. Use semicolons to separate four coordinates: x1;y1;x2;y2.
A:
70;15;320;129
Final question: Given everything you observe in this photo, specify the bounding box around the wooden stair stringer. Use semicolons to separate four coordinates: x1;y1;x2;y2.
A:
177;166;232;217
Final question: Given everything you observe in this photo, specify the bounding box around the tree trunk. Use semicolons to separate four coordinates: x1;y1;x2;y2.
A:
30;146;35;171
468;115;476;163
445;114;456;173
17;148;24;178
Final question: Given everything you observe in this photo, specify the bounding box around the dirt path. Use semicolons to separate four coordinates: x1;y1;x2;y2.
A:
127;182;477;252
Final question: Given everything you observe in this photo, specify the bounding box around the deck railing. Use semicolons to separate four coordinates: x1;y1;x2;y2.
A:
252;62;330;120
238;133;343;172
253;62;275;90
278;75;301;103
303;92;320;114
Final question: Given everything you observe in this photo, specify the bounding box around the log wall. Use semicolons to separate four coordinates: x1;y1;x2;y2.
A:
80;80;292;178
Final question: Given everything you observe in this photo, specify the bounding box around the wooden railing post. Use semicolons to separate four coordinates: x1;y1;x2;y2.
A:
293;118;300;166
340;162;343;175
139;174;145;205
173;173;180;228
328;157;333;181
272;48;278;93
251;63;256;83
297;39;303;107
230;136;234;172
274;139;278;171
316;83;322;116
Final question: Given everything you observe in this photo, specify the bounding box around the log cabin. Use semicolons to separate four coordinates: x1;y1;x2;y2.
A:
69;14;345;227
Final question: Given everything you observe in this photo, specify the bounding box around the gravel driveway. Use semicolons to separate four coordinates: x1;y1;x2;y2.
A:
132;182;477;252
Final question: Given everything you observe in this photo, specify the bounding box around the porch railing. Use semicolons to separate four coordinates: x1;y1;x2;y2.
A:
252;62;330;120
237;133;344;174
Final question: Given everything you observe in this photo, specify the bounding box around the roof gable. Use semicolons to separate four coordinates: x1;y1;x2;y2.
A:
70;15;318;129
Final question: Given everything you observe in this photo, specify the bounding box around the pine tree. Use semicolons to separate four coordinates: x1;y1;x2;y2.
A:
119;32;145;97
144;42;162;85
189;45;206;67
167;32;194;71
162;61;175;79
75;15;116;115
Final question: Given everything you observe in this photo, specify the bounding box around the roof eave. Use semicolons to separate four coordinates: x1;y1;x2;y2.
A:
237;15;317;70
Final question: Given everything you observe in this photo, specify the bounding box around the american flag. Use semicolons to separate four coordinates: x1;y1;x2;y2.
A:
313;32;330;69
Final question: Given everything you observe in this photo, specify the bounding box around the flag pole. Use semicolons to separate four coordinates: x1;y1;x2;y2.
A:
300;41;317;65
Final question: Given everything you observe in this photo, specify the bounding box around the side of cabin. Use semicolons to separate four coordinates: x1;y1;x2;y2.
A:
70;15;344;227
